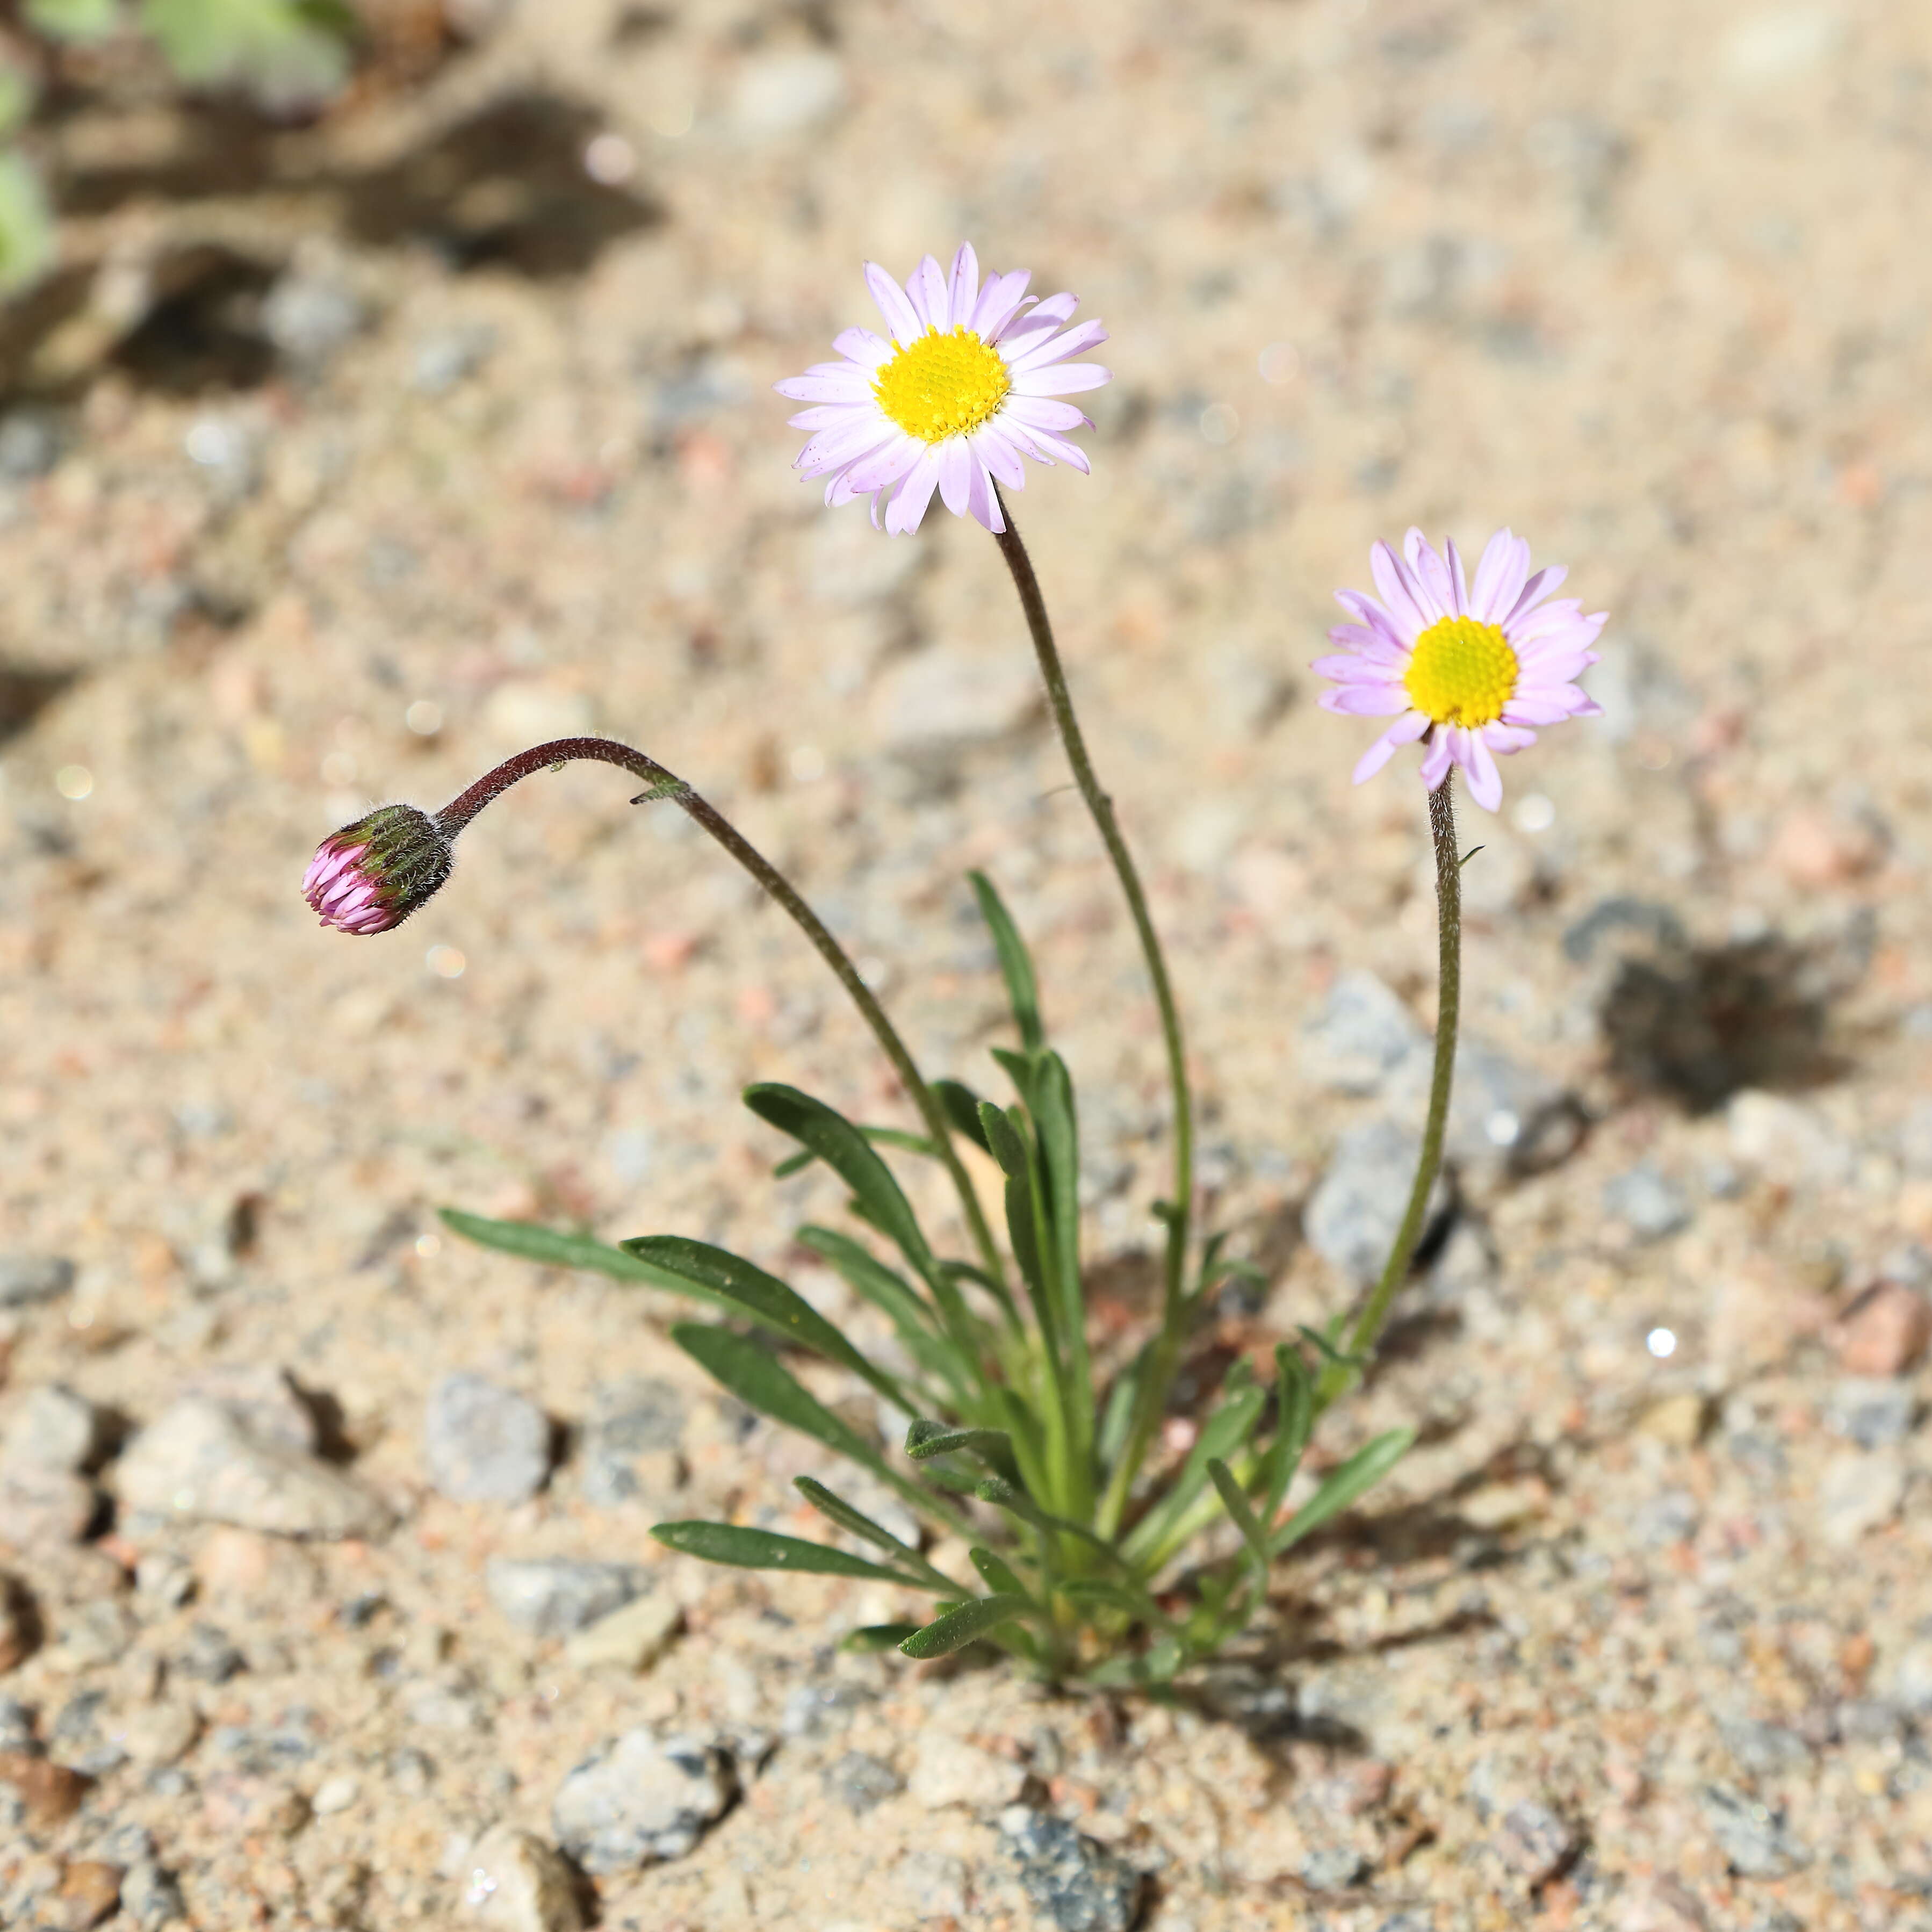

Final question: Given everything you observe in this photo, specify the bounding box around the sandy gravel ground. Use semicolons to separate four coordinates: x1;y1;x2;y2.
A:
3;1;1932;1928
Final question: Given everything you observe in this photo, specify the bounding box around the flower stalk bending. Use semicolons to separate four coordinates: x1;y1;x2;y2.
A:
987;495;1195;1537
416;737;1004;1285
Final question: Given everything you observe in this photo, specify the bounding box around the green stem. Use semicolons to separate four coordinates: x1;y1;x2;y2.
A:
1320;770;1463;1405
987;491;1194;1537
437;737;1007;1290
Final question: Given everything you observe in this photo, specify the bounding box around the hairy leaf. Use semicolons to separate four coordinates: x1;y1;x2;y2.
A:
968;870;1044;1054
1271;1428;1414;1555
651;1521;924;1585
899;1591;1032;1659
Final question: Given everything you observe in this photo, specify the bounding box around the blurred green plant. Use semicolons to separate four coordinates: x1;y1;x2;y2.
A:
0;0;358;299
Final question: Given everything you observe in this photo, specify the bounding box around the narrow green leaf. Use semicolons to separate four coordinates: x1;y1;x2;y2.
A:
969;870;1044;1053
990;1046;1037;1105
1207;1457;1270;1578
904;1421;1013;1464
651;1521;921;1584
1121;1383;1267;1568
797;1228;936;1344
1297;1322;1367;1371
899;1591;1032;1659
842;1623;924;1653
1080;1634;1184;1687
1097;1349;1145;1469
744;1084;933;1273
793;1477;963;1595
671;1323;970;1538
1270;1428;1415;1556
972;1477;1116;1564
977;1101;1030;1180
441;1209;692;1290
935;1079;993;1154
1259;1343;1314;1531
969;1547;1032;1600
623;1235;911;1413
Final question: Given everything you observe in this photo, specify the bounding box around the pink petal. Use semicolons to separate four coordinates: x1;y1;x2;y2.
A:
965;455;1003;532
971;424;1027;491
1320;683;1411;717
909;254;949;330
1505;564;1568;623
775;373;874;404
1501;691;1578;726
1313;652;1404;686
1004;319;1109;370
864;262;925;345
832;327;893;368
937;437;974;515
1369;542;1433;639
993;291;1079;344
1011;363;1110;396
1419;732;1454;790
1470;529;1529;622
970;270;1033;337
1007;423;1090;472
1460;730;1504;812
1482;722;1538;754
947;243;980;328
1404;528;1457;614
1333;589;1407;648
885;448;944;535
1004;395;1088;434
841;434;923;494
1352;710;1430;783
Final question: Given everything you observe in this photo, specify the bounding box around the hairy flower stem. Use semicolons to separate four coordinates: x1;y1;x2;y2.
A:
437;737;1006;1288
988;492;1194;1537
1322;772;1463;1407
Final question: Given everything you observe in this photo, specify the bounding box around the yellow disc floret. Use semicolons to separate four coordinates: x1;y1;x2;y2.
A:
874;327;1011;444
1403;615;1519;727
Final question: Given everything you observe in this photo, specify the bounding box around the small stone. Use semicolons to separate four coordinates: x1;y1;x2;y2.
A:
424;1373;552;1505
1720;1719;1811;1776
1836;1282;1932;1376
1493;1800;1576;1882
462;1826;585;1930
1386;1035;1573;1184
909;1732;1029;1811
893;1848;969;1919
1727;1091;1853;1188
0;1255;76;1308
780;1679;873;1740
1701;1782;1808;1877
1632;1488;1701;1548
550;1728;734;1873
1300;971;1425;1095
114;1398;392;1540
0;409;62;478
872;646;1040;769
1824;1378;1914;1448
728;50;847;141
562;1594;681;1673
313;1771;359;1814
120;1858;186;1929
262;270;365;369
52;1859;122;1929
1816;1448;1905;1545
2;1387;109;1474
179;1365;318;1452
827;1749;903;1815
1603;1164;1693;1242
0;1465;97;1547
1305;1119;1438;1286
1300;1845;1367;1891
0;1748;89;1827
45;1600;135;1677
389;1744;435;1792
133;1551;196;1613
579;1378;686;1509
485;1558;651;1637
1636;1393;1708;1448
1000;1807;1144;1932
172;1621;245;1684
0;1695;37;1749
412;325;496;396
120;1704;199;1768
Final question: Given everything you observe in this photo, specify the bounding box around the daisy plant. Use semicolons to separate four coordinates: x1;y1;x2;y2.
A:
304;247;1605;1684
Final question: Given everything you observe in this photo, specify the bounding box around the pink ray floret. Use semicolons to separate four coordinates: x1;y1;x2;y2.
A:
775;243;1111;537
1313;527;1608;813
302;804;453;936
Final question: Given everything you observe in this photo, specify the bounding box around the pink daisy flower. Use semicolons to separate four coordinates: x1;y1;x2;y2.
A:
1315;528;1607;812
775;244;1111;537
302;804;452;935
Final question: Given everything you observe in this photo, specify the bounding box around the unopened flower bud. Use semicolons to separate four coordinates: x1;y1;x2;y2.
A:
302;804;453;935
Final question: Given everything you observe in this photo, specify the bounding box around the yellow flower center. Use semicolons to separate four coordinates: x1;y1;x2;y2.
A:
873;327;1011;444
1403;615;1519;727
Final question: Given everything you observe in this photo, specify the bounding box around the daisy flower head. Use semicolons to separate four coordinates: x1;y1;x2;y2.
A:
775;244;1110;537
1315;528;1607;813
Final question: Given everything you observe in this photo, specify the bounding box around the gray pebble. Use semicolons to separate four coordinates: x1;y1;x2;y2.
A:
173;1623;246;1685
1493;1800;1576;1881
424;1373;552;1505
120;1856;187;1929
550;1728;734;1873
1300;1844;1368;1890
0;1464;97;1547
1631;1487;1700;1548
1702;1782;1810;1877
1720;1719;1811;1777
1300;970;1425;1095
50;1689;128;1776
262;270;365;368
578;1377;686;1509
1825;1378;1915;1448
893;1847;969;1917
116;1398;392;1540
0;410;62;479
0;1695;36;1750
2;1385;109;1474
412;325;496;396
178;1365;318;1453
485;1557;651;1637
827;1748;903;1814
1305;1119;1438;1285
388;1744;435;1793
0;1255;75;1308
1385;1036;1574;1184
461;1823;586;1931
1602;1164;1693;1242
1000;1806;1144;1932
781;1679;873;1739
